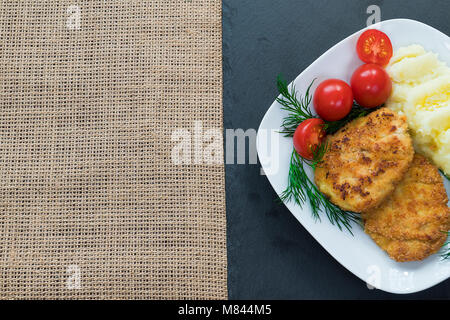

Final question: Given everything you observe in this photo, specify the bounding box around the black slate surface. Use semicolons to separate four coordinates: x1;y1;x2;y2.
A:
223;0;450;299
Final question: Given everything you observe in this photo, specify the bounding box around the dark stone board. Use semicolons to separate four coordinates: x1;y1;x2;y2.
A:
223;0;450;299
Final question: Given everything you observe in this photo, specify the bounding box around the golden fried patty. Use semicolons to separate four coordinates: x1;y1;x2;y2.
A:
362;154;450;262
315;107;414;212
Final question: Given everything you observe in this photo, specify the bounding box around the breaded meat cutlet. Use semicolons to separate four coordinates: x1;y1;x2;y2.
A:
362;154;450;262
315;107;414;212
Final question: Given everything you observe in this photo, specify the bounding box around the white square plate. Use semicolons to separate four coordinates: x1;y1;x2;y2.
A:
256;19;450;294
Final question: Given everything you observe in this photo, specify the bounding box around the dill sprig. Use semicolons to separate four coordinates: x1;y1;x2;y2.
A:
276;75;379;137
280;148;361;234
276;74;370;233
323;102;379;134
441;232;449;260
277;75;315;137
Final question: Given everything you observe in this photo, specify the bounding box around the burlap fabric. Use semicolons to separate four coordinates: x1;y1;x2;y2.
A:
0;1;226;299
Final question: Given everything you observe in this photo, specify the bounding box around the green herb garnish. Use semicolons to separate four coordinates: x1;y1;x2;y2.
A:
323;102;378;134
280;147;361;234
276;75;370;233
277;75;315;137
276;75;379;137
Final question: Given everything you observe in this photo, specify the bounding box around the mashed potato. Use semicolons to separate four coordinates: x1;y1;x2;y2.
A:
386;45;450;175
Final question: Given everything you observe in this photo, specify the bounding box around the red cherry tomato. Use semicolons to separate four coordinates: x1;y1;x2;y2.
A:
293;118;326;160
350;63;392;108
313;79;353;121
356;29;393;66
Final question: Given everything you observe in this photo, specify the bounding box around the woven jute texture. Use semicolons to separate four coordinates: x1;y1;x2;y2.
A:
0;1;226;299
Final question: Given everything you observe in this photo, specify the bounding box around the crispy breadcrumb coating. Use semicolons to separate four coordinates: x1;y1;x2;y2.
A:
362;154;450;262
315;108;414;212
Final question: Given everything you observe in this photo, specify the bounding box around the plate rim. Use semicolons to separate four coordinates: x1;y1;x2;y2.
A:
256;18;450;294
